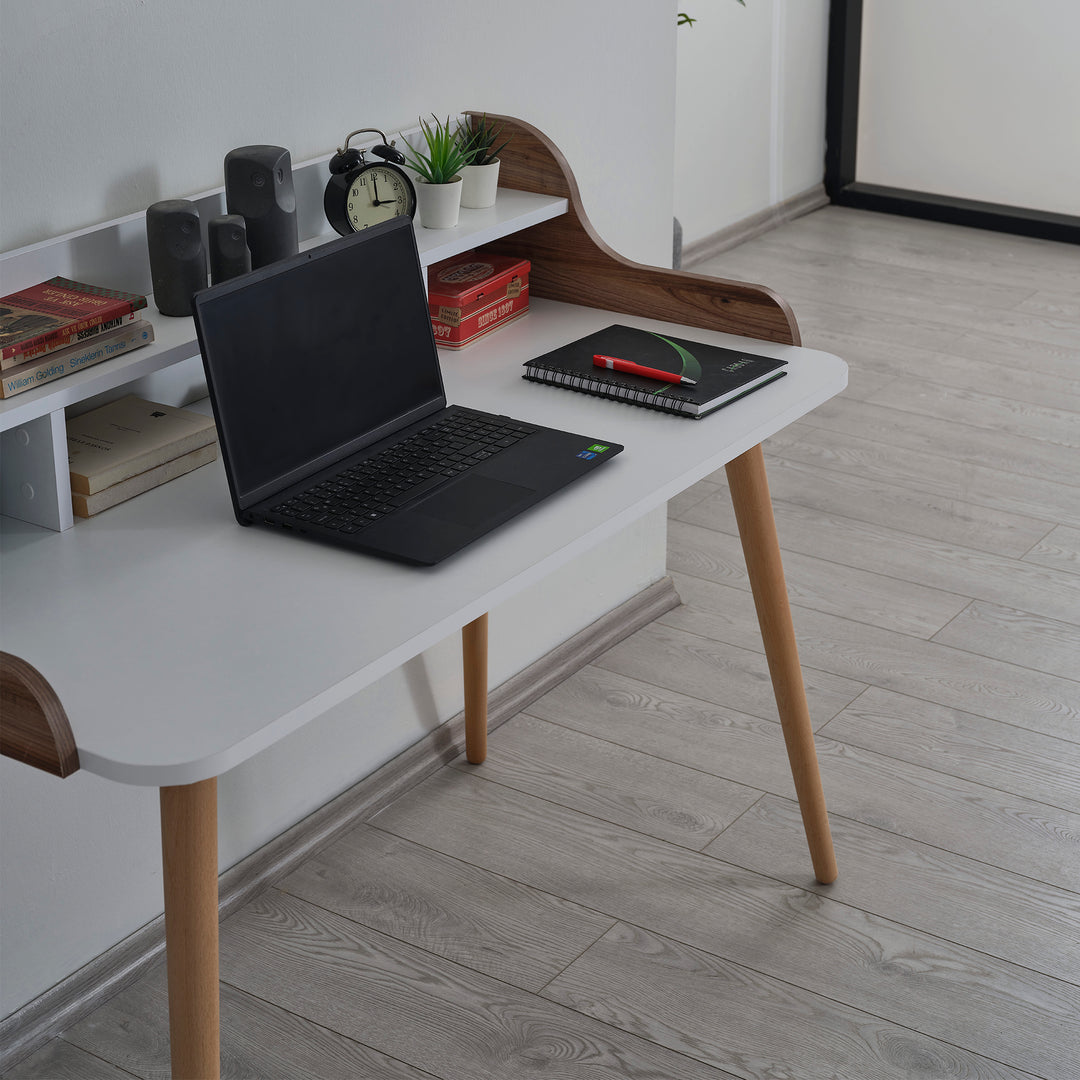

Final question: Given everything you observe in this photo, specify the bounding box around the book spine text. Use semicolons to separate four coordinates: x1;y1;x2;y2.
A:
1;323;154;398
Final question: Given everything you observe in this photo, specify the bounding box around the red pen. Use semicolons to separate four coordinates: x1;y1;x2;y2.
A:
593;354;697;386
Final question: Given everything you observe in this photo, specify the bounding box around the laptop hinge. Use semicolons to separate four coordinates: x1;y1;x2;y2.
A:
236;395;446;511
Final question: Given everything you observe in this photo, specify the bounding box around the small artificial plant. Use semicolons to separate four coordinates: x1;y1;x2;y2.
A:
455;114;511;168
679;0;745;26
401;114;474;184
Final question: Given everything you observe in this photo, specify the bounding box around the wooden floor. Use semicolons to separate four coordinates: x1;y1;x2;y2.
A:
9;207;1080;1079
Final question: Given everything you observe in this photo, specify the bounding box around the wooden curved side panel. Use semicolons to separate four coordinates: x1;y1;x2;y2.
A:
473;113;801;346
0;652;79;777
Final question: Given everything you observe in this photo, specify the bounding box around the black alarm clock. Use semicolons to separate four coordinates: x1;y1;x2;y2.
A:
324;128;417;235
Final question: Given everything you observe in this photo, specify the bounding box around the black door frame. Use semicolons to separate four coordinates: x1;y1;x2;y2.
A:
825;0;1079;244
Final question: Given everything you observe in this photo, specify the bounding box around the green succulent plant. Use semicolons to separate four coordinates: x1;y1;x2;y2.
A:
401;115;474;184
455;114;511;168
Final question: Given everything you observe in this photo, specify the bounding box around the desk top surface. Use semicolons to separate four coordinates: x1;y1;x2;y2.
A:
0;299;846;786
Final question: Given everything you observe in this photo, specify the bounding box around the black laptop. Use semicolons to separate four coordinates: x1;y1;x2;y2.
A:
192;217;622;565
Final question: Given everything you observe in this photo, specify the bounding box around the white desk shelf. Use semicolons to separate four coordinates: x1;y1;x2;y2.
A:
0;185;567;531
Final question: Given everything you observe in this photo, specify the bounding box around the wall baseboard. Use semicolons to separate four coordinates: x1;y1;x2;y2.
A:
0;576;681;1071
831;182;1080;245
682;185;829;268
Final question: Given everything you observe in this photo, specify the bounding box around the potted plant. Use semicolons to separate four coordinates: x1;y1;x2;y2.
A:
455;114;511;209
400;114;474;228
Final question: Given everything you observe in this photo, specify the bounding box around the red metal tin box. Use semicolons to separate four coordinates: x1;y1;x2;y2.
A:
427;251;530;349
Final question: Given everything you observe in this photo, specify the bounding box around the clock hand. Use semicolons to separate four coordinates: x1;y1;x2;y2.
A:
369;174;382;204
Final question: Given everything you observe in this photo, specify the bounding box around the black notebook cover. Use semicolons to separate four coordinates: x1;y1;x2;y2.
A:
522;324;788;417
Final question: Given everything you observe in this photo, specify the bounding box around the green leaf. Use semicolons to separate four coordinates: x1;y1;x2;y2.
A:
401;114;472;184
455;113;511;167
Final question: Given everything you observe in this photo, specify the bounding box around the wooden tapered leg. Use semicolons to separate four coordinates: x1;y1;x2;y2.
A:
725;444;838;884
462;613;489;764
160;777;220;1079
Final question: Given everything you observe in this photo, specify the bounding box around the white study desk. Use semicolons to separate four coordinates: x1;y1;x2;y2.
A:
0;115;847;1079
1;299;846;1076
1;299;845;786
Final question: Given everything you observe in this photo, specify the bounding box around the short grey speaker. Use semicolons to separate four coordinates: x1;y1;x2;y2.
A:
224;145;298;268
145;200;207;316
207;214;251;284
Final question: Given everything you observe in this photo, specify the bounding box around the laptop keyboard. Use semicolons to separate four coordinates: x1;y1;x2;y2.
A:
268;409;536;534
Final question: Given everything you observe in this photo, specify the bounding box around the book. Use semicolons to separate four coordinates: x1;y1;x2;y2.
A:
71;441;219;518
0;321;155;398
1;277;148;369
67;395;217;495
522;324;788;418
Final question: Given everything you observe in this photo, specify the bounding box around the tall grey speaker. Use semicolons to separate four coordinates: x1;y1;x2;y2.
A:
145;200;206;316
207;214;251;284
224;144;298;268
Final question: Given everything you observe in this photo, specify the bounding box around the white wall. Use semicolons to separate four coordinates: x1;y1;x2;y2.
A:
858;0;1080;215
0;0;675;1019
674;0;831;246
0;0;674;267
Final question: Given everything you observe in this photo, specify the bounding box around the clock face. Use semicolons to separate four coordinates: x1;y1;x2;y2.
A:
346;165;415;229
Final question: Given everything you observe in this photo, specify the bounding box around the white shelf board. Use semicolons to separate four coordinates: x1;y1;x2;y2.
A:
0;190;566;434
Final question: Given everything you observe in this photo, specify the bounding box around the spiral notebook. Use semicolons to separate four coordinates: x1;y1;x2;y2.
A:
522;324;788;418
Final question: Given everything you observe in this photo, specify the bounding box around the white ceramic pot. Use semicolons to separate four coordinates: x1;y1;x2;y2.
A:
460;160;501;209
416;176;463;229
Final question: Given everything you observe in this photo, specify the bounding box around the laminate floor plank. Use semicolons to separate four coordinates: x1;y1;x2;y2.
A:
592;620;867;728
1018;288;1080;321
1023;524;1080;575
793;395;1080;495
864;380;1080;451
798;275;1079;352
524;665;801;798
791;298;966;354
765;206;1080;290
668;518;970;639
757;446;1053;556
661;571;1080;742
525;662;1080;894
61;966;432;1080
714;249;1080;351
762;425;1080;528
276;822;616;992
753;448;1054;558
825;364;899;403
3;1041;137;1080
718;234;1036;310
947;327;1080;383
373;770;1080;1080
680;491;1080;628
544;922;1041;1080
704;796;1080;986
774;317;1080;405
885;345;1080;412
820;686;1080;813
931;601;1080;680
810;738;1080;894
449;713;762;850
219;889;737;1080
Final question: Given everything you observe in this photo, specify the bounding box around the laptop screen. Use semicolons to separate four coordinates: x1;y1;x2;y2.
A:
194;219;446;508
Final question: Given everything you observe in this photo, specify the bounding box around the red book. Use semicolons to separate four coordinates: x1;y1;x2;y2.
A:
0;276;147;369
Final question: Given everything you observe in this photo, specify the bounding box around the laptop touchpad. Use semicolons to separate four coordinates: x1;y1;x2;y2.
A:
417;475;535;528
